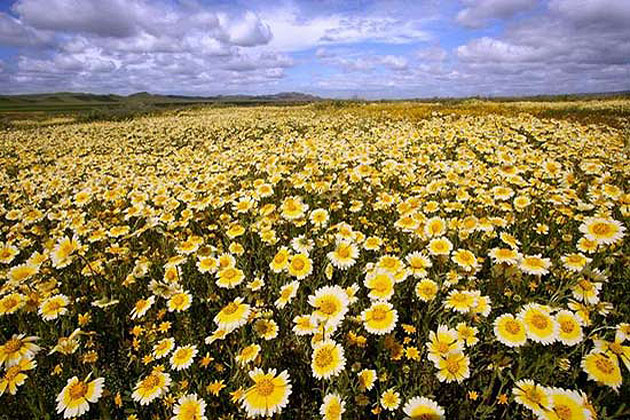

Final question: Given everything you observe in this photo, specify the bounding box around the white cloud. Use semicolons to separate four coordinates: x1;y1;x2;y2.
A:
220;11;272;47
0;12;51;46
262;8;431;52
456;0;536;28
381;55;409;71
13;0;138;37
549;0;630;28
457;37;547;63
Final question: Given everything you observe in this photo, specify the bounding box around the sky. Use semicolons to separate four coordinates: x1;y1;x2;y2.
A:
0;0;628;98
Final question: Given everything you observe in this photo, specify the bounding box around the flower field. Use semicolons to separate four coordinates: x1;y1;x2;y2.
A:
0;102;629;419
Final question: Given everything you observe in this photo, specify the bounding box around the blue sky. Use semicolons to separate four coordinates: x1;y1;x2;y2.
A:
0;0;628;98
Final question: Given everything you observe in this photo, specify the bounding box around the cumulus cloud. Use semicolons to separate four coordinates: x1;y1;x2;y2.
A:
13;0;138;37
0;12;51;46
456;0;536;28
220;11;273;47
0;0;627;97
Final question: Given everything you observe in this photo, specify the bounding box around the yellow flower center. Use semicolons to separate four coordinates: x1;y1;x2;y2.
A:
591;222;611;236
594;356;615;375
505;320;522;335
578;280;593;291
223;302;239;315
530;314;548;330
4;365;21;381
370;308;387;322
292;258;305;271
525;388;544;404
319;298;338;315
559;320;574;334
555;404;573;420
314;348;334;368
436;341;449;353
255;378;275;397
172;295;185;306
337;245;350;259
142;374;160;389
4;338;22;353
446;358;460;374
47;301;61;311
69;381;88;400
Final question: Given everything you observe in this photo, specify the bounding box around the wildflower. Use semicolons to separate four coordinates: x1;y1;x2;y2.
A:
311;340;346;380
132;367;172;405
361;301;398;335
241;368;292;418
320;393;345;420
403;396;445;419
56;375;104;418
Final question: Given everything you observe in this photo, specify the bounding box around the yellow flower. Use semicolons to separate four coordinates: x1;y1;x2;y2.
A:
555;310;583;346
308;285;349;325
56;375;104;419
357;369;376;391
519;304;558;345
0;334;40;367
7;263;38;283
489;247;521;265
288;253;313;279
426;325;462;363
327;241;359;270
206;380;226;396
170;345;197;371
364;269;395;301
451;249;478;272
269;247;290;273
519;254;551;276
581;351;622;391
444;290;477;313
214;297;251;332
380;388;400;410
361;301;398;335
320;393;345;420
435;352;470;383
216;267;245;288
132;367;172;405
494;314;527;347
242;368;292;418
236;344;261;366
415;279;439;302
427;237;452;256
171;393;207;420
0;357;36;396
275;281;299;309
281;196;308;220
167;291;192;312
512;379;550;415
51;236;81;268
309;208;329;227
311;340;346;380
39;294;70;321
579;217;625;245
0;293;25;316
403;396;445;419
152;337;175;359
130;296;155;319
545;388;591;420
0;242;19;264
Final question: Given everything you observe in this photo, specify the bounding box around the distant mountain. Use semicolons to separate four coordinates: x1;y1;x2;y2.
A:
0;91;323;110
